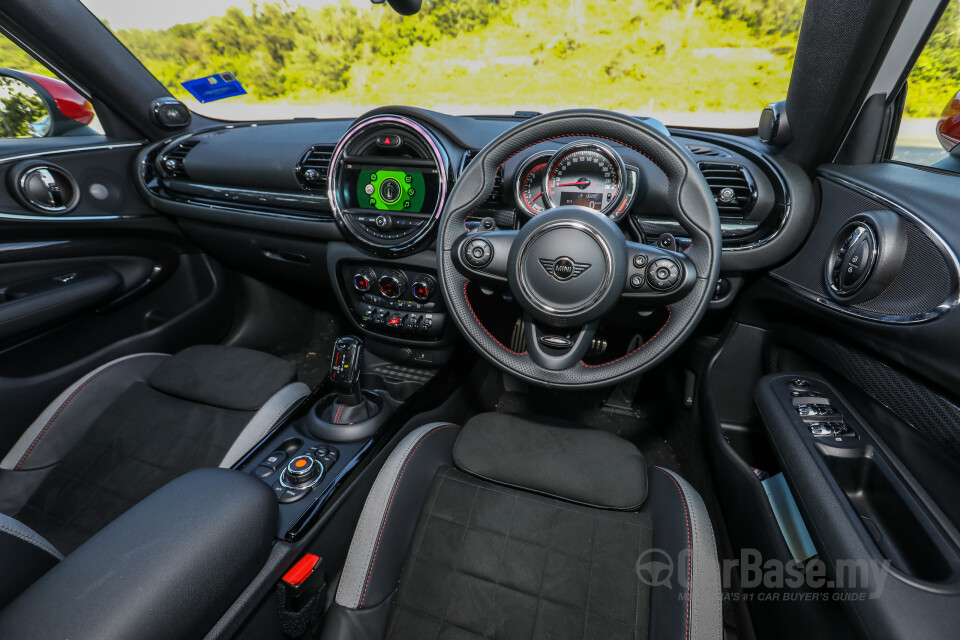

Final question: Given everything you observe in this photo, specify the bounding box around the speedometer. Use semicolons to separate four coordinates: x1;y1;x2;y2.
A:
543;142;625;216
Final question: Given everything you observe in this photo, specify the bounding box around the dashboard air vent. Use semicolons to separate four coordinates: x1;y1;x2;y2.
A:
159;139;199;178
297;145;335;191
687;144;729;158
698;162;755;216
461;150;504;205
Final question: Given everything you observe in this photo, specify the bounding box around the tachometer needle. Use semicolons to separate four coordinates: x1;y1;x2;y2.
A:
529;192;542;203
556;180;591;187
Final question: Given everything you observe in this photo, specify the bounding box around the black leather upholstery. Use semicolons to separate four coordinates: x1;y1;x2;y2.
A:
0;514;61;610
325;414;722;640
0;469;277;640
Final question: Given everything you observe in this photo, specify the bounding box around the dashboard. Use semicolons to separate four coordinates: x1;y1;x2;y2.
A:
134;106;815;356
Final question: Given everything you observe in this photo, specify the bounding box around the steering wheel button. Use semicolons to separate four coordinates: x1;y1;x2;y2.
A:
632;254;647;268
464;239;493;267
646;259;681;291
630;274;644;289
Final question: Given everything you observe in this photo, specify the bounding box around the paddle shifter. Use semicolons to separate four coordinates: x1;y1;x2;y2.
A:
318;336;381;425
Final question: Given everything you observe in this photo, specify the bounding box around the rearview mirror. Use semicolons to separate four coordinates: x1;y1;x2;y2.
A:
371;0;422;16
0;68;96;138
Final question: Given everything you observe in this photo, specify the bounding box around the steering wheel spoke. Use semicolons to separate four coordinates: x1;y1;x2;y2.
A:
620;240;698;306
523;314;598;370
451;229;518;286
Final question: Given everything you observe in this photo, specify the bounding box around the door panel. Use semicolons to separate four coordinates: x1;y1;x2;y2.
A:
741;161;960;639
0;144;231;455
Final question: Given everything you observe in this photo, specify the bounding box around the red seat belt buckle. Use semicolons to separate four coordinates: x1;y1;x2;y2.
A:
282;553;320;587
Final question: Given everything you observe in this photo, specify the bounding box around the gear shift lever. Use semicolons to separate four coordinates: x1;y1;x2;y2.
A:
330;336;364;406
317;336;381;426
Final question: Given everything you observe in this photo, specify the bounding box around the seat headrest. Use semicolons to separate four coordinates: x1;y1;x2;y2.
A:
452;413;648;510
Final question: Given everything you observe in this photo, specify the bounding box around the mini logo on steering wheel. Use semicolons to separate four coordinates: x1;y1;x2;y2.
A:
539;256;591;281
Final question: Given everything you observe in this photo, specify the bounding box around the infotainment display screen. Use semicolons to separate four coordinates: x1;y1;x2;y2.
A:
341;164;440;214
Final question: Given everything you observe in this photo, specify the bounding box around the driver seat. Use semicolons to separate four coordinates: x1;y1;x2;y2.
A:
323;413;722;640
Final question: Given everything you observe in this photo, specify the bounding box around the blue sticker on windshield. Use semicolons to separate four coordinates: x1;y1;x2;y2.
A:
181;72;246;103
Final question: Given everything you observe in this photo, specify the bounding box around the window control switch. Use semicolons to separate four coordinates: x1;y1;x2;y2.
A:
808;423;834;437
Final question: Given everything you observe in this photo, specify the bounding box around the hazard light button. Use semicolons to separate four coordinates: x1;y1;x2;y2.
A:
376;134;403;149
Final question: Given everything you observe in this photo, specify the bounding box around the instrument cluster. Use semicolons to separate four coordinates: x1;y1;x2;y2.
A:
513;141;639;221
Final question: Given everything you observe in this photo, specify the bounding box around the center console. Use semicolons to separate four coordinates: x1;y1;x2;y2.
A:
231;335;444;540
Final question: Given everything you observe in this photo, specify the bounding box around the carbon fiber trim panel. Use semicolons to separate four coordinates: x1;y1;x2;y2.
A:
778;329;960;459
771;177;953;319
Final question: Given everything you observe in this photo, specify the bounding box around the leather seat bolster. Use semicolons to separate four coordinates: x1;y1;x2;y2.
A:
0;514;61;610
335;423;462;611
218;382;311;468
0;353;169;515
642;467;723;640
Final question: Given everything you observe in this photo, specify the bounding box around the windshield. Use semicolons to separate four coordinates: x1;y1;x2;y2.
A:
81;0;807;127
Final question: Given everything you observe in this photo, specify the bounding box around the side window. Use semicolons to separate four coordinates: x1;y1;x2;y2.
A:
892;1;958;168
0;33;102;138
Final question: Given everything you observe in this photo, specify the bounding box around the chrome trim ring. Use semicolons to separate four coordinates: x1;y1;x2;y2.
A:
541;141;627;217
279;459;325;490
826;221;879;298
328;115;449;257
0;142;143;167
514;218;615;315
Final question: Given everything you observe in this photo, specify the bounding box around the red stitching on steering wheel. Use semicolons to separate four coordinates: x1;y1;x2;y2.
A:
451;125;694;373
462;282;526;356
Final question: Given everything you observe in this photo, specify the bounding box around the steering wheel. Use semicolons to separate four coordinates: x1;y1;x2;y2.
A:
437;110;721;388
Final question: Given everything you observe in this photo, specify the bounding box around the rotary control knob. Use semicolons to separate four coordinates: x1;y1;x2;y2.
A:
411;274;437;302
283;455;322;487
646;259;681;291
378;270;407;299
353;267;376;293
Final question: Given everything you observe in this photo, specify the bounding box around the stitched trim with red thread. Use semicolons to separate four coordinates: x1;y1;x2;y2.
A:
460;131;672;228
358;424;460;608
462;282;526;356
334;403;346;424
456;130;684;366
14;354;168;470
654;467;692;640
579;307;671;368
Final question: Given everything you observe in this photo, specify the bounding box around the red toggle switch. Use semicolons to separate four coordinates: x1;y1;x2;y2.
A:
282;553;320;587
388;316;401;326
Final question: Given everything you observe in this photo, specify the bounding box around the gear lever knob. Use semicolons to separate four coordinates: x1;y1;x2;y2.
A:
330;336;364;406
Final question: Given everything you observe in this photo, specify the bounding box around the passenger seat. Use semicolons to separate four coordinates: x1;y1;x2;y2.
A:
0;345;309;553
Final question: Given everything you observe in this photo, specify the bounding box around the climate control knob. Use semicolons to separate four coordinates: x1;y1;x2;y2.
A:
353;267;376;293
411;274;437;302
378;270;407;299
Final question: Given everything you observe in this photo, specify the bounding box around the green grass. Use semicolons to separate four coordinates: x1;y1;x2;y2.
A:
4;0;959;124
326;0;799;114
